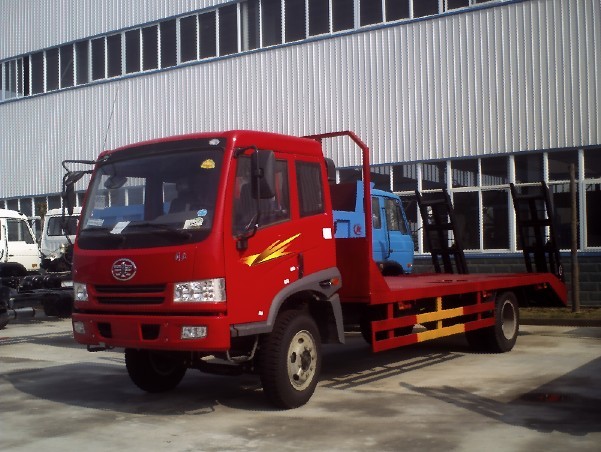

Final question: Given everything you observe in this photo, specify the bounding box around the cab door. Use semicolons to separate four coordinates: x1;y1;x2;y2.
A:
225;151;336;326
226;153;300;325
3;218;41;271
371;196;387;262
383;197;414;273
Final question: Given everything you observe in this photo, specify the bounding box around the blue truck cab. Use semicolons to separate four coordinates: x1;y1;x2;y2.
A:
331;180;414;275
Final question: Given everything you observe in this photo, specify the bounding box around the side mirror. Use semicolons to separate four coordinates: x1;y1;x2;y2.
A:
63;184;76;216
234;148;276;251
325;158;336;183
104;175;128;190
62;170;91;216
251;150;276;199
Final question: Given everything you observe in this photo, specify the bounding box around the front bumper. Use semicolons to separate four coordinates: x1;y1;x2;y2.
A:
72;312;231;351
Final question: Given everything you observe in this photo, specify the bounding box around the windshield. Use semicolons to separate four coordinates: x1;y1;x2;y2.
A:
78;142;224;250
47;216;79;236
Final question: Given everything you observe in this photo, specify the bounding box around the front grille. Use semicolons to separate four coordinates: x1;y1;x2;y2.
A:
94;284;166;305
95;284;166;293
97;297;164;305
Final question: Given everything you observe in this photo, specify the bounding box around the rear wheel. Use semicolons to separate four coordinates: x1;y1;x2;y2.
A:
42;293;72;317
0;313;8;330
0;287;10;329
125;349;187;393
466;291;519;353
259;309;321;409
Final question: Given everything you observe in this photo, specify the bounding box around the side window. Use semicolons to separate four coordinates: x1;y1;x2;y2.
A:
273;160;291;221
384;198;408;234
296;161;324;217
7;219;35;244
233;155;290;234
7;219;20;241
372;197;382;229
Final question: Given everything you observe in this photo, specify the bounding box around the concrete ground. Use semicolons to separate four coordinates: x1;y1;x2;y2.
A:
1;315;600;452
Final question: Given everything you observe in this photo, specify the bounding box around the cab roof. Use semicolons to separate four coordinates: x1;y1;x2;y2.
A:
99;130;324;160
0;208;28;219
45;207;82;217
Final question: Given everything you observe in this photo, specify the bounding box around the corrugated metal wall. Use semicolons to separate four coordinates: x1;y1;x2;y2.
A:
1;0;599;198
0;0;220;58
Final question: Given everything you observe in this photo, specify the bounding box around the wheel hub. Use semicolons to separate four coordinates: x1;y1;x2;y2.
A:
287;330;316;391
501;300;517;339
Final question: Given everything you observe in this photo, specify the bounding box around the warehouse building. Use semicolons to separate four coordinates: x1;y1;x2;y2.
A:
1;0;599;303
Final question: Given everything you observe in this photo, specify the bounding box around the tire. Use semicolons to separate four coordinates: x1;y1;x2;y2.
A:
42;301;57;317
125;349;187;393
0;288;10;329
259;309;321;409
381;264;404;277
42;294;72;318
466;291;519;353
55;294;74;318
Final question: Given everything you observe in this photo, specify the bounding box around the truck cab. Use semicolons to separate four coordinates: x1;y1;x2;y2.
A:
40;207;81;271
0;209;41;273
69;132;342;406
332;180;413;275
68;131;343;405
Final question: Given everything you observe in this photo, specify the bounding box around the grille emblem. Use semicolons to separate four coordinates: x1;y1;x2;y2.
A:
111;258;137;281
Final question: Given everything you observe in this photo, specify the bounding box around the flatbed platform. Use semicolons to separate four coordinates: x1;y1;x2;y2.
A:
335;238;567;308
378;272;567;305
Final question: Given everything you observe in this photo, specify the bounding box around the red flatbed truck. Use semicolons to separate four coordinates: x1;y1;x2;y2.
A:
66;130;567;408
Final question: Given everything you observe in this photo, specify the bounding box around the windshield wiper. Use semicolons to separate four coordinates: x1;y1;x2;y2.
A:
127;222;193;239
79;227;127;245
80;226;112;234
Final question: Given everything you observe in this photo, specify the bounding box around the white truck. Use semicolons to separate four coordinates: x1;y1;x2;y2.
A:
9;207;79;318
0;208;40;328
0;208;41;272
40;207;80;272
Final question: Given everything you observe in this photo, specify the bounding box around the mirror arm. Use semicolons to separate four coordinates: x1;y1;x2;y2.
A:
234;146;257;159
62;159;96;172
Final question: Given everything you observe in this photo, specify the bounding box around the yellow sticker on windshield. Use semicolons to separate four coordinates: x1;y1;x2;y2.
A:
201;159;216;169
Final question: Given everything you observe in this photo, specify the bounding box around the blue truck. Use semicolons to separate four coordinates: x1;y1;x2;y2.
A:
331;180;414;276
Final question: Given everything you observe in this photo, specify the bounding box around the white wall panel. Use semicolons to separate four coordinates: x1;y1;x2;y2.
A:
0;0;599;199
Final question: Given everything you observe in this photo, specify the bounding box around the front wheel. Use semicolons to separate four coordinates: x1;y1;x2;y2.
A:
125;349;187;393
259;309;321;409
466;291;519;353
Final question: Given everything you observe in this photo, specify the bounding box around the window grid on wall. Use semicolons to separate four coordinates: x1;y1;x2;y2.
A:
0;0;507;102
337;148;599;254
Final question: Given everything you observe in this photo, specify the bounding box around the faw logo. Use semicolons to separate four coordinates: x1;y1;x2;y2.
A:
111;258;137;281
241;233;301;267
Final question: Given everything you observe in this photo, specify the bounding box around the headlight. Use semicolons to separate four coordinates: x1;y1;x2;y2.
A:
73;321;86;335
174;278;226;303
181;326;207;339
73;282;88;302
